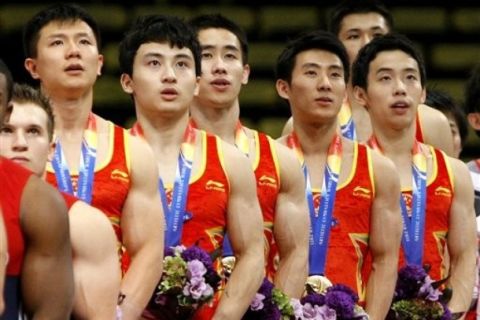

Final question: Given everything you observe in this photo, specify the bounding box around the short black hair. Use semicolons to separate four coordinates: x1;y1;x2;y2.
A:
23;3;101;58
426;89;468;147
11;83;55;142
352;33;426;90
0;59;13;104
275;30;350;84
119;14;201;77
189;14;249;64
328;0;394;36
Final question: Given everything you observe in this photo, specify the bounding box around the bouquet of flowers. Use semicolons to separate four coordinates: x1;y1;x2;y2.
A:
243;279;368;320
386;264;461;320
243;278;296;319
291;284;369;320
142;245;221;320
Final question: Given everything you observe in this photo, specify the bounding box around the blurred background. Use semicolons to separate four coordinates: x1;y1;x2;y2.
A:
0;0;479;159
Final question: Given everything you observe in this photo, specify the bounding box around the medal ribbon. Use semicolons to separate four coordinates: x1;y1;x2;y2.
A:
338;101;356;140
287;132;342;275
52;113;97;204
367;137;427;265
131;122;196;247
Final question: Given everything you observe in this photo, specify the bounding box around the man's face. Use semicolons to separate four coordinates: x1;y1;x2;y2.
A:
445;113;462;158
0;102;53;176
24;20;103;96
338;12;389;65
357;50;426;131
277;49;346;123
121;42;198;115
195;28;249;109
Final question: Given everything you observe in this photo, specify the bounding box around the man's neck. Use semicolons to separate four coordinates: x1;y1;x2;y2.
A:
136;108;190;150
46;88;94;133
190;99;240;144
372;123;416;157
292;118;339;155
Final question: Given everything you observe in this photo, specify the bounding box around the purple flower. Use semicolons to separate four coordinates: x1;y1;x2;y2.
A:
242;278;280;320
164;246;175;257
302;303;336;320
440;302;452;320
291;298;304;319
395;264;427;300
183;277;211;300
301;292;325;307
302;303;317;319
325;290;356;319
181;246;212;267
327;284;359;303
316;305;337;320
250;293;266;311
258;278;275;296
418;275;441;301
187;260;207;279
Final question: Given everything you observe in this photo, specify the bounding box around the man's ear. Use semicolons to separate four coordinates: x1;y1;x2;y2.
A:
353;86;368;109
47;141;56;162
275;79;290;100
193;76;200;97
120;73;134;94
468;113;480;131
241;64;250;85
24;58;40;80
97;54;104;76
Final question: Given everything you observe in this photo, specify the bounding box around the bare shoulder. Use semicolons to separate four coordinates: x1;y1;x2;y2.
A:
220;137;251;168
369;146;400;188
21;176;69;234
271;138;299;169
446;155;473;189
22;176;66;213
419;104;449;124
126;133;157;178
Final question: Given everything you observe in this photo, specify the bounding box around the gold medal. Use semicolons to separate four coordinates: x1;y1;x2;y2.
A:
221;256;236;277
305;275;332;294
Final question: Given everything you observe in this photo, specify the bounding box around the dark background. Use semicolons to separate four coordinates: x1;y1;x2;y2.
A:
0;0;479;159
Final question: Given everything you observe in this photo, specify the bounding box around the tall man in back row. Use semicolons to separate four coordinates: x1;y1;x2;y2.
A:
282;0;454;156
22;4;164;318
275;30;402;320
189;14;310;299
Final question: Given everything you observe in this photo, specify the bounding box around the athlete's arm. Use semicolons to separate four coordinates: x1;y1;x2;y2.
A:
20;176;74;319
447;158;476;314
419;104;454;157
69;201;121;319
120;136;164;319
272;141;309;298
365;151;402;320
214;141;264;320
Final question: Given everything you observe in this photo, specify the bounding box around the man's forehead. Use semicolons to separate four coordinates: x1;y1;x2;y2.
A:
371;50;419;71
340;12;389;32
39;19;95;37
198;28;240;47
